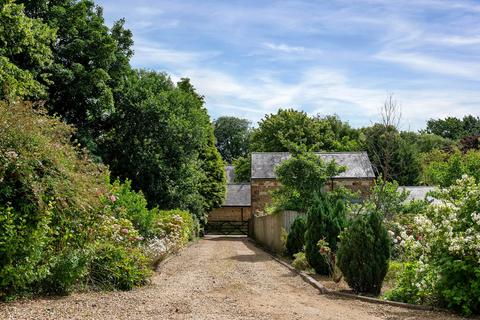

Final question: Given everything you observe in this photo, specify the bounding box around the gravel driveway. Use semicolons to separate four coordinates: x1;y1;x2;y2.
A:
0;236;463;320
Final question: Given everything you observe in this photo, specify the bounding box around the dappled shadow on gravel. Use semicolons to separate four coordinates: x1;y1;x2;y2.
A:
227;253;272;263
204;235;248;241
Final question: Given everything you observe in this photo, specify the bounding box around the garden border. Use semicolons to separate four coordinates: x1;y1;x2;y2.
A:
246;238;454;314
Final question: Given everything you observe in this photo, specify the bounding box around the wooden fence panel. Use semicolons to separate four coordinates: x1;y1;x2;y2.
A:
252;211;303;253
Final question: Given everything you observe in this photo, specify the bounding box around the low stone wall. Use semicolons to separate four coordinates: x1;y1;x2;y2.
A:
252;211;303;253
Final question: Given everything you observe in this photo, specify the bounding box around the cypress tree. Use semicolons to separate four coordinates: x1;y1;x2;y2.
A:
305;192;346;275
337;209;391;295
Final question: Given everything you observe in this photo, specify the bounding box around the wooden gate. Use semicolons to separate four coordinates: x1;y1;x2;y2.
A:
206;206;251;235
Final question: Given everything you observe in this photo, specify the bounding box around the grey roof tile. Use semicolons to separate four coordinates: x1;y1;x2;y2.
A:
223;184;251;206
251;152;375;179
400;186;440;204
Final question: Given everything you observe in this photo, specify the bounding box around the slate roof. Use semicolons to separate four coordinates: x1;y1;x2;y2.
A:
223;184;251;206
225;165;235;183
251;152;375;179
401;186;440;204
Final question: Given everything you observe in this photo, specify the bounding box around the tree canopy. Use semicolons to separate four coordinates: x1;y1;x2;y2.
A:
213;116;251;163
18;0;134;148
426;115;480;141
0;1;55;100
99;70;225;225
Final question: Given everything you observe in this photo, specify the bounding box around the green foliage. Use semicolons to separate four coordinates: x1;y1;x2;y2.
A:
100;71;225;225
0;1;55;100
305;192;347;275
422;149;480;187
19;0;134;148
250;109;323;152
426;115;480;140
370;177;409;221
285;215;307;257
401;132;454;154
155;209;195;246
292;251;310;271
233;155;251;182
363;124;420;185
387;176;480;314
88;243;151;291
213;116;251;163
337;208;390;295
104;179;157;238
250;109;361;153
272;148;344;212
0;102;155;299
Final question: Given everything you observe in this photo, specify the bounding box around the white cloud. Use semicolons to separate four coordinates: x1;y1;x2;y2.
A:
375;51;480;79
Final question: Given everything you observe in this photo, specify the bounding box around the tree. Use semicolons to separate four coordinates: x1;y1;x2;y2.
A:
426;115;480;140
305;192;347;275
401;132;454;154
19;0;134;150
236;109;361;181
337;208;390;295
363;124;420;185
213;116;251;163
250;109;324;152
272;148;343;212
100;70;225;225
0;1;55;100
422;149;480;187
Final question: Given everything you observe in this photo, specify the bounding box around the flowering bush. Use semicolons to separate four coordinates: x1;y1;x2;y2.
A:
387;175;480;314
143;210;196;267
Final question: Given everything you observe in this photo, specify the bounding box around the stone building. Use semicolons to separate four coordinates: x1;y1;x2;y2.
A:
207;166;252;234
207;152;375;233
250;152;375;215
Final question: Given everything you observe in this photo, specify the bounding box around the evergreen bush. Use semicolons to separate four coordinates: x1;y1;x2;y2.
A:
305;192;346;275
285;215;306;257
337;208;390;295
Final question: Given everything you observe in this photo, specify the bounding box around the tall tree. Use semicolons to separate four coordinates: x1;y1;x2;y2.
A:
213;116;251;163
19;0;134;150
0;1;55;100
362;124;420;185
100;70;225;224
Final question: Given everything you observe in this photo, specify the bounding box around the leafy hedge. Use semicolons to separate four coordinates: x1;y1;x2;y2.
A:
0;102;195;300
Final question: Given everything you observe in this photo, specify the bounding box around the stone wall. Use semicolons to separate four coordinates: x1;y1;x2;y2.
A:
251;179;281;215
251;178;374;215
208;206;252;222
329;178;374;198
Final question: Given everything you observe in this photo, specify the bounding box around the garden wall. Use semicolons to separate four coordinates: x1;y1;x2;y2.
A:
252;211;303;253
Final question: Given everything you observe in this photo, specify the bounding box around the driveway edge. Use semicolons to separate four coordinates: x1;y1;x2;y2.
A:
246;237;454;314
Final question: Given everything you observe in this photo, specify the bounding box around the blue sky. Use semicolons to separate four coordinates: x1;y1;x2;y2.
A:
97;0;480;130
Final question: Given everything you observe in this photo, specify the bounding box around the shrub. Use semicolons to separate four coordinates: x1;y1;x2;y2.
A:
144;209;196;266
292;251;310;271
285;215;307;257
88;243;151;291
0;102;109;298
337;208;390;295
387;176;480;314
0;102;157;298
305;192;346;275
105;179;157;238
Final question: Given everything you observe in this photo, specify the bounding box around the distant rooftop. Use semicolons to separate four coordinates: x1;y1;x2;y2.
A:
223;184;251;206
251;152;375;179
401;186;440;204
